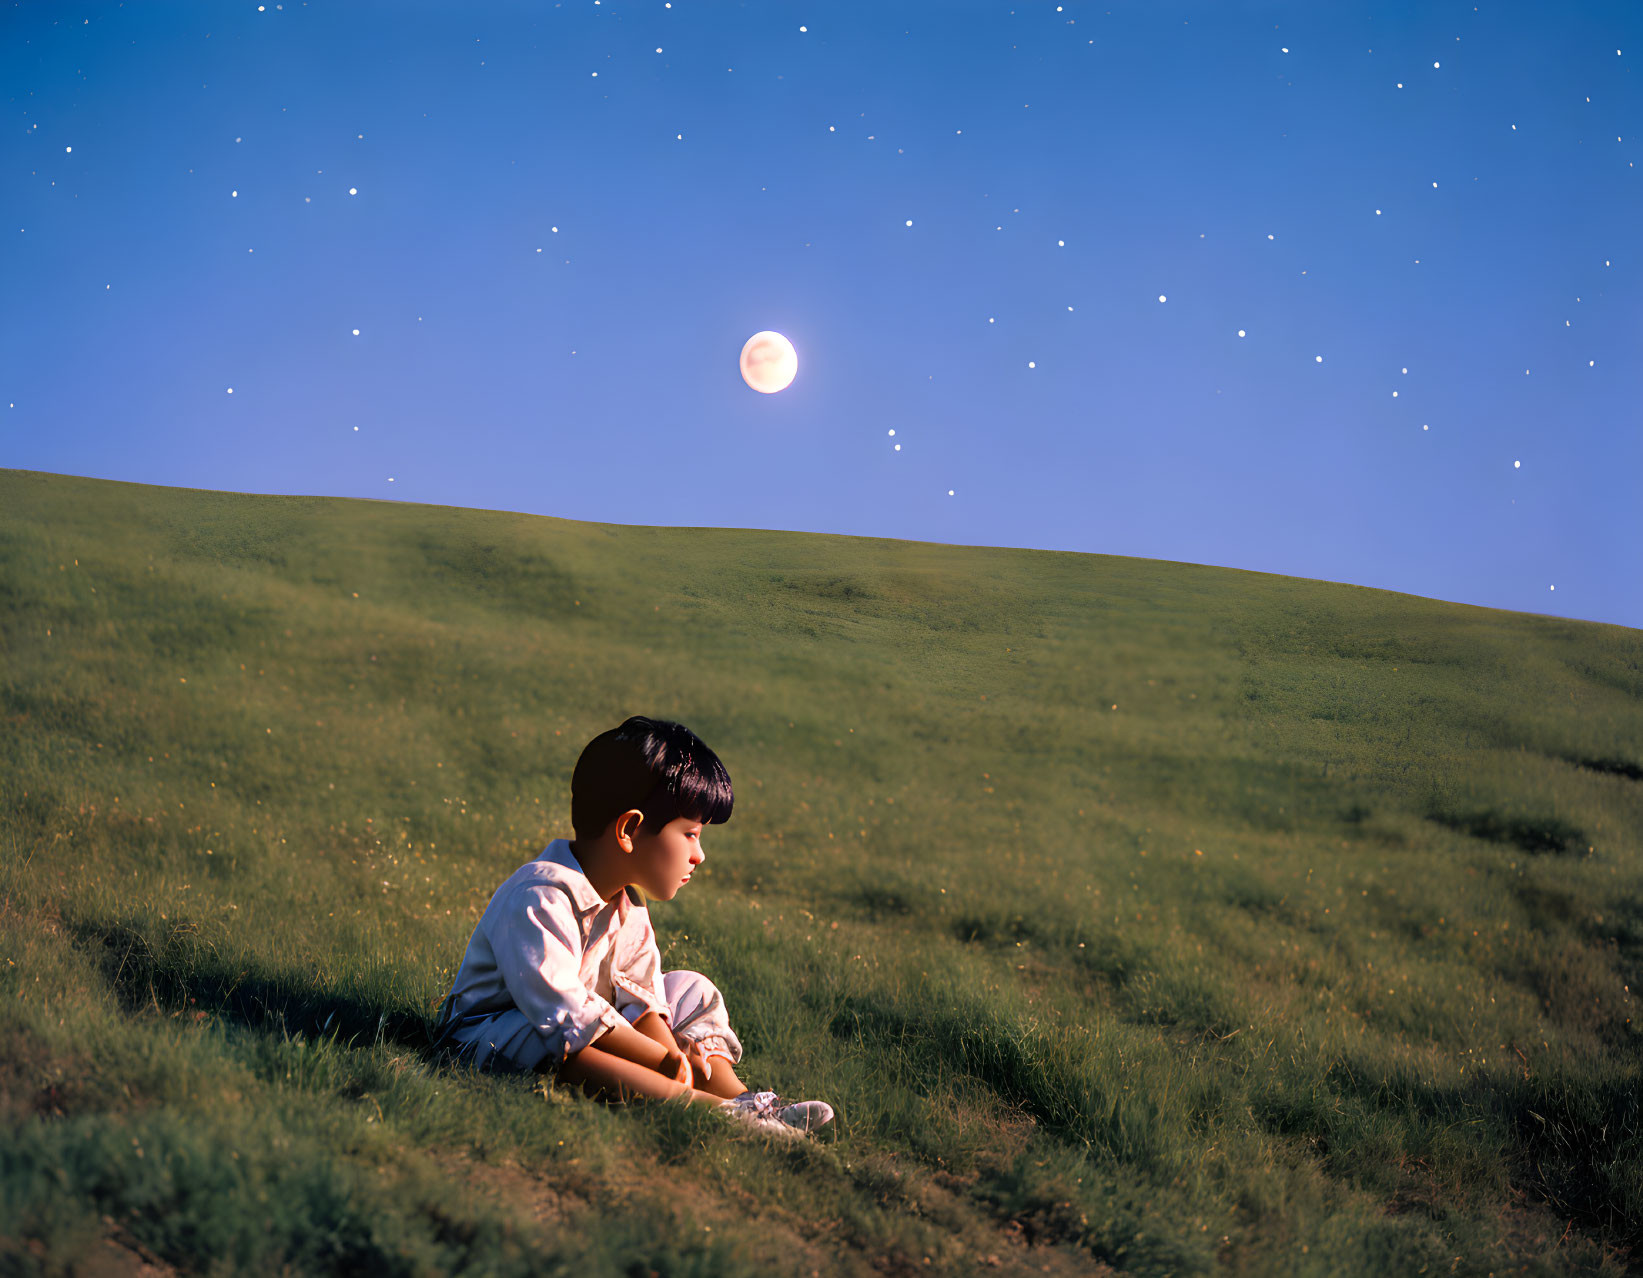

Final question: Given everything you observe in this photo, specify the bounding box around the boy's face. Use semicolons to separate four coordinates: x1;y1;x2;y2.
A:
632;814;706;901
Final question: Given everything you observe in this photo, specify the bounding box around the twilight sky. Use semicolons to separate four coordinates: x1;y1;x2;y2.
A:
4;1;1639;628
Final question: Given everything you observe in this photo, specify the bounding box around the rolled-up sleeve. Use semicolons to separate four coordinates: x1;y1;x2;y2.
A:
495;884;625;1064
612;908;671;1025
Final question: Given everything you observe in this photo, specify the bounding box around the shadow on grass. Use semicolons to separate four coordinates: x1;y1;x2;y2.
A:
848;886;917;920
1560;753;1643;783
1504;885;1642;1033
820;984;1171;1168
67;913;436;1059
1422;804;1585;856
1301;1054;1643;1261
950;913;1037;946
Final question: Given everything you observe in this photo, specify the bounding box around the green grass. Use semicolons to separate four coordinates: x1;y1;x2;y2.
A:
1;466;1639;1277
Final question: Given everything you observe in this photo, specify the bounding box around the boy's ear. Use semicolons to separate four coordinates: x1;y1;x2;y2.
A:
613;808;646;850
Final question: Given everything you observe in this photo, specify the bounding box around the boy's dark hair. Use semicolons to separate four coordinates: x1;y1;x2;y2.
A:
571;716;734;842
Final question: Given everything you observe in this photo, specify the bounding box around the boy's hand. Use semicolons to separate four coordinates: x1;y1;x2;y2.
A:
658;1047;693;1090
682;1040;713;1083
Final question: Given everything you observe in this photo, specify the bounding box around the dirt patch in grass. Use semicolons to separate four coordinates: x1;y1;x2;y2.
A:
1489;1184;1635;1273
1375;1150;1452;1222
422;1146;588;1234
424;1136;852;1274
2;1216;180;1277
916;1171;1118;1275
0;1030;125;1127
424;1104;1111;1278
84;1223;179;1277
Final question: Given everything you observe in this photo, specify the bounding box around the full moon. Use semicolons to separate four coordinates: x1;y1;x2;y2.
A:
739;331;797;393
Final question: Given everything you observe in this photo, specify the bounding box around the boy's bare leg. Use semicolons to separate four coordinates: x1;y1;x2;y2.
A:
693;1055;750;1100
628;1012;742;1097
556;1043;724;1106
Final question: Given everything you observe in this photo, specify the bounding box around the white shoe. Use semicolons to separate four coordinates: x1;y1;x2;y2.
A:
721;1090;835;1137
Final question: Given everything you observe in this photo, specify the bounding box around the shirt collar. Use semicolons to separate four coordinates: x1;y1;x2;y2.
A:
544;839;641;918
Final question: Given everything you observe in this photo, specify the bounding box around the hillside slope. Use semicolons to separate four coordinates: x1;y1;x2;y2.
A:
2;468;1639;1276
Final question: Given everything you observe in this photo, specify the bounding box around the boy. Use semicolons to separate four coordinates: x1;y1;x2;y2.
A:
431;715;833;1137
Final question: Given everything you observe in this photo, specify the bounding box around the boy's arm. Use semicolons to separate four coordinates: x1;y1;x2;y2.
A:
635;1010;716;1082
492;883;633;1064
578;1014;687;1083
629;1009;677;1055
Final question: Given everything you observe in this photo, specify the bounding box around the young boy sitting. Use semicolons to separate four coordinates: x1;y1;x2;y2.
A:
431;715;833;1138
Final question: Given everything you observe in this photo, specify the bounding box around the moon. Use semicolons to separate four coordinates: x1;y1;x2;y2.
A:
739;331;797;393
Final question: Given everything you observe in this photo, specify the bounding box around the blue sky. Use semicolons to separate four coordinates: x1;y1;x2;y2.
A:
5;1;1639;628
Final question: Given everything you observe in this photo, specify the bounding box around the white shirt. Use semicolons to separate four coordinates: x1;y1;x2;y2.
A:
432;839;671;1073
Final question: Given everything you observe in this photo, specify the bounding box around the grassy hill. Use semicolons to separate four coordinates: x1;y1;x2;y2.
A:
1;466;1638;1277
